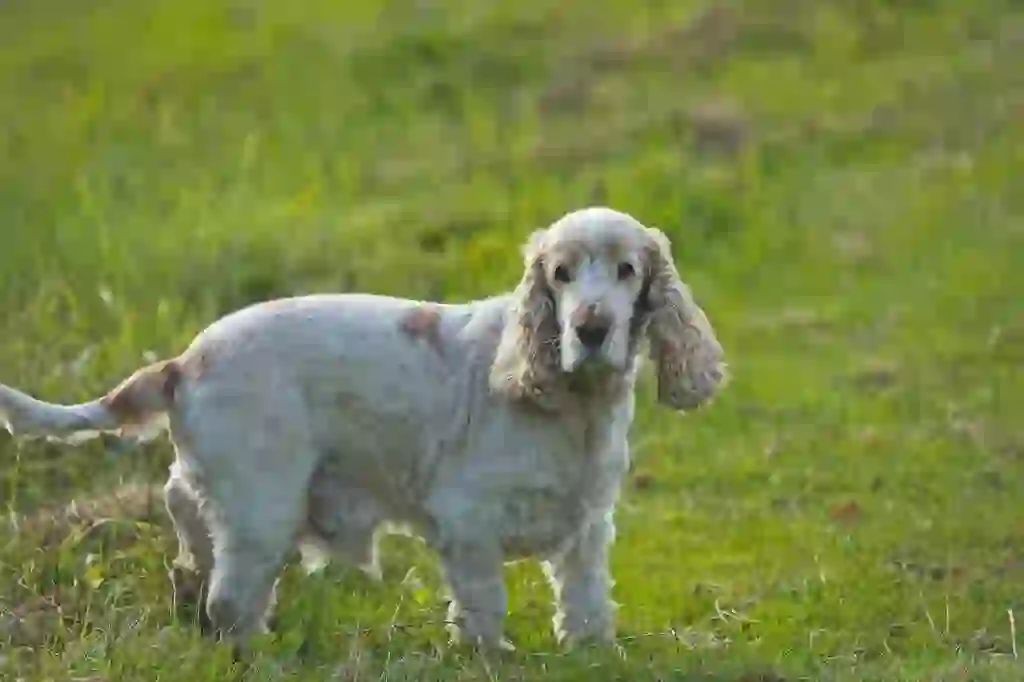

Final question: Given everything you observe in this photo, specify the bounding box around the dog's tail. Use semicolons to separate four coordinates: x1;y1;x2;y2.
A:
0;359;180;444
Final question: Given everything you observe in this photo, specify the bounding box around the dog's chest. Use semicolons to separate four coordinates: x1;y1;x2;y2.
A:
453;418;627;558
421;390;635;558
492;473;602;558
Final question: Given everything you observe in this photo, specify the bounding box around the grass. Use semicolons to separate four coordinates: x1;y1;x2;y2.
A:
1;0;1022;679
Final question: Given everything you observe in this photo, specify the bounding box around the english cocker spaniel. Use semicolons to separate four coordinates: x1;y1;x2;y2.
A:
0;206;727;651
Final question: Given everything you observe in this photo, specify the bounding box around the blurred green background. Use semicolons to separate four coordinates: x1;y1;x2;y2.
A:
0;1;1022;680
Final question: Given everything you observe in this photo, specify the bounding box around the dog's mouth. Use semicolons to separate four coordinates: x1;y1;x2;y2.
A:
568;350;624;376
561;356;626;396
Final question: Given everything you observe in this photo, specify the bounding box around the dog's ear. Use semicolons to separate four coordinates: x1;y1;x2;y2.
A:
641;227;727;411
490;229;561;403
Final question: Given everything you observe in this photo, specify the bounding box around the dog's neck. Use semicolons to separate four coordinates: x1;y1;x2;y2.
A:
513;352;640;417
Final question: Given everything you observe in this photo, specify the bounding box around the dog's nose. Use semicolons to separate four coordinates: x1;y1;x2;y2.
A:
576;317;611;349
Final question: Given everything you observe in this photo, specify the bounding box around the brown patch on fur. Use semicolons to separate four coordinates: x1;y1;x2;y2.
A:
102;359;181;425
400;304;445;356
177;346;213;382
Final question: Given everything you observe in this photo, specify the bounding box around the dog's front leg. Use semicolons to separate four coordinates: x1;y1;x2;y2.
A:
440;540;513;651
543;514;617;646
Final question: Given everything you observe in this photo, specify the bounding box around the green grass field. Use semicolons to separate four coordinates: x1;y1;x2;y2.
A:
1;0;1022;679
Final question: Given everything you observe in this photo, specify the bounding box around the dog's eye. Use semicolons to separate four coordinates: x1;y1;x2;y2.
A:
553;264;572;283
617;262;635;280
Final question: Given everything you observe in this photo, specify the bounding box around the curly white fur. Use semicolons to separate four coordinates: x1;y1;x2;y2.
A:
0;207;726;651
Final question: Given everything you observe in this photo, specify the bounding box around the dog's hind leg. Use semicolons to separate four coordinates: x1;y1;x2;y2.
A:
164;464;215;625
176;387;321;648
201;462;310;644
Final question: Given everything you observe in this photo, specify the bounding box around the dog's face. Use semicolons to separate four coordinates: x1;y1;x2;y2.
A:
540;219;648;374
491;206;727;411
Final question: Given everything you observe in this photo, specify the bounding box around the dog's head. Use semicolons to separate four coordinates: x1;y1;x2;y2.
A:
490;207;727;410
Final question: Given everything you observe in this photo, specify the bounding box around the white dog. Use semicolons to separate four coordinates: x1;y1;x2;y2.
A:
0;207;726;651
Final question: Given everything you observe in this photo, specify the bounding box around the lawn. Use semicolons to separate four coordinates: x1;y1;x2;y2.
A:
1;0;1022;679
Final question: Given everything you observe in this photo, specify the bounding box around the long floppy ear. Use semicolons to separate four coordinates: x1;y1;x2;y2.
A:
489;229;561;404
642;227;727;411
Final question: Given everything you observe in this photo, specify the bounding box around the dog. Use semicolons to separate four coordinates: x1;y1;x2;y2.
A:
0;206;726;651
